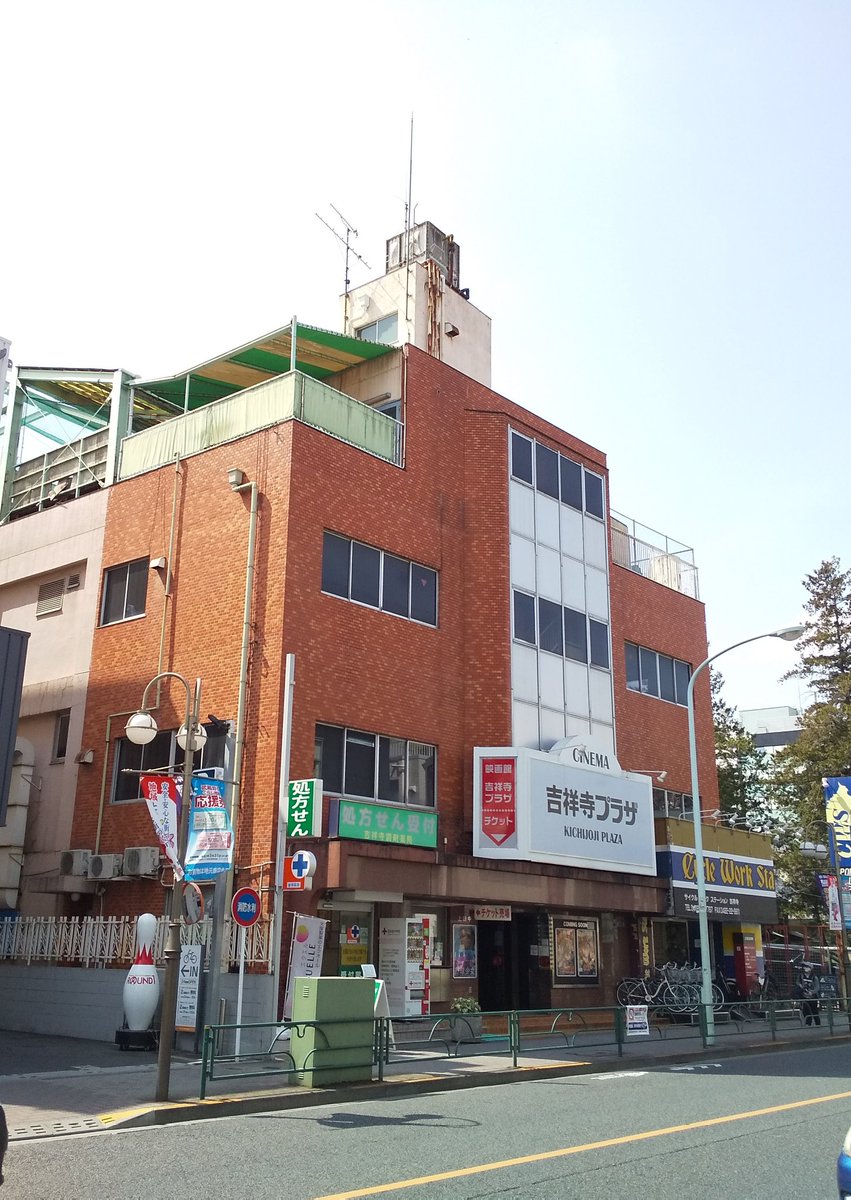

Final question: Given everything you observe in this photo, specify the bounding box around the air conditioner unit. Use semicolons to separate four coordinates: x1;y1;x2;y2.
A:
123;846;160;876
60;849;91;876
88;853;124;880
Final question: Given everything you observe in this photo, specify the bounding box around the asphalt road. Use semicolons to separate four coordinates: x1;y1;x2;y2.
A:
4;1043;851;1200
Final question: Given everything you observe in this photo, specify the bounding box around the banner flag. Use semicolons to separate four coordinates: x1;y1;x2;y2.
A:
141;775;183;880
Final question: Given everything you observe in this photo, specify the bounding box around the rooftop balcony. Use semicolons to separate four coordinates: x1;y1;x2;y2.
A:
610;510;699;600
118;370;403;480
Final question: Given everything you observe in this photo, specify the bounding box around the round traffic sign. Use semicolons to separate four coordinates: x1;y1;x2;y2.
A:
231;886;262;927
182;881;205;925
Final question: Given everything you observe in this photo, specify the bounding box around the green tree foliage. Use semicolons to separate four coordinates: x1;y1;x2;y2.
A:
771;558;851;919
711;668;771;829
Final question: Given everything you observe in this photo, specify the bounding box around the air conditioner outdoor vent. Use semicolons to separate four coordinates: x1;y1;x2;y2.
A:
59;850;91;876
66;573;81;591
88;853;124;880
123;846;160;876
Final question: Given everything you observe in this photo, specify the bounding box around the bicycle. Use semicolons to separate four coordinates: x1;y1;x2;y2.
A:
616;964;693;1013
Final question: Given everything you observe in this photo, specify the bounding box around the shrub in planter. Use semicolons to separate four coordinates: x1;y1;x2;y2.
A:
449;996;482;1040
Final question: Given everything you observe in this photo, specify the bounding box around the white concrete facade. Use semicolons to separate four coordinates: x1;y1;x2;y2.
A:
0;490;108;914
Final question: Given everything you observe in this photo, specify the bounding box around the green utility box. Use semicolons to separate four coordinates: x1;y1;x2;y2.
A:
290;976;375;1086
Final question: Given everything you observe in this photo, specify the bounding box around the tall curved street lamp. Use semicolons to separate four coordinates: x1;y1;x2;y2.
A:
687;625;804;1045
126;672;204;1101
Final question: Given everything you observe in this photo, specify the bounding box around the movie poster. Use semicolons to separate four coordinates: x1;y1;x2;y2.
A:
551;917;599;985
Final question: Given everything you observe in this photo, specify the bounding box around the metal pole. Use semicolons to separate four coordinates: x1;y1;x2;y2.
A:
683;628;803;1048
156;676;201;1102
234;924;246;1060
271;653;296;1022
686;664;716;1046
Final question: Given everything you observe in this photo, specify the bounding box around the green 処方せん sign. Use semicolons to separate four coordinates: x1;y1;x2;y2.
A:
286;778;322;838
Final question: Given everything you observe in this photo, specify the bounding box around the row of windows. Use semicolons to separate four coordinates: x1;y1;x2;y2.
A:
511;432;605;520
513;590;610;669
625;642;691;706
315;723;436;808
322;533;437;626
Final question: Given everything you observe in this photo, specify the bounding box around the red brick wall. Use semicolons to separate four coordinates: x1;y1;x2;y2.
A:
71;344;715;918
609;564;718;807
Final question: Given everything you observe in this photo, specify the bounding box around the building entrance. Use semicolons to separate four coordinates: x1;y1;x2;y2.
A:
477;914;547;1011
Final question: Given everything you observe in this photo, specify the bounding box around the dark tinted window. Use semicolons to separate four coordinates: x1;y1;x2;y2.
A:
589;620;609;668
113;729;172;803
564;608;587;663
315;723;343;793
640;646;659;696
658;654;676;702
351;542;380;606
538;598;564;655
125;558;148;617
625;643;641;691
322;533;350;597
584;472;604;519
102;558;149;625
559;457;583;510
674;659;691;705
382;555;410;617
513;591;536;644
410;564;437;625
345;730;376;797
535;444;560;499
511;432;533;484
377;736;404;803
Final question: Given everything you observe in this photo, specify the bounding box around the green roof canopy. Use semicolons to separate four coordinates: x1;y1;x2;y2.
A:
133;321;395;411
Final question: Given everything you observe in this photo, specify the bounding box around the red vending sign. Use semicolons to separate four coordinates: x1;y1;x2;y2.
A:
480;757;517;846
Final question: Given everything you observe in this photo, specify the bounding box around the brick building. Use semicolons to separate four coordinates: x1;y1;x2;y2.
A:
3;222;772;1017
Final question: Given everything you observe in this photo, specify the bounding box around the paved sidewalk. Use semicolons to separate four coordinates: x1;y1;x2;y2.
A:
2;1019;848;1142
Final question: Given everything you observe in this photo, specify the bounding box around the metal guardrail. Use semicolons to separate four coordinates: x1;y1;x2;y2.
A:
198;1000;851;1098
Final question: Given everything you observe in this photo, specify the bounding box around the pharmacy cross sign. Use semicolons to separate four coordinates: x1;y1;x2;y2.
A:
291;851;312;879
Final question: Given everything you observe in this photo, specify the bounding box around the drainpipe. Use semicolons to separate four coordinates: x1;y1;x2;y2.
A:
205;470;258;1026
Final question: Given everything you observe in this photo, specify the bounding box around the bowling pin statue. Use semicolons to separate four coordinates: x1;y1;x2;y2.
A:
123;913;160;1031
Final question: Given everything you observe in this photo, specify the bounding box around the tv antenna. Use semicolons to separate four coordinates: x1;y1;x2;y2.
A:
316;205;370;330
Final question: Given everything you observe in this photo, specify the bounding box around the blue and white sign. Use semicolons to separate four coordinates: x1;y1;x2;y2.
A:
185;778;234;883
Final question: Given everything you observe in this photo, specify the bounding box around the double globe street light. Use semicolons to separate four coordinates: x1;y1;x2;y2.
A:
687;625;804;1045
125;672;204;1101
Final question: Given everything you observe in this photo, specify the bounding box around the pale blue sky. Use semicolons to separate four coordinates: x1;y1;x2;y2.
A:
4;1;848;713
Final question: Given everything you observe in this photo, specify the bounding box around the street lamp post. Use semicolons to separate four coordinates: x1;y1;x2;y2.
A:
687;625;804;1046
125;671;205;1101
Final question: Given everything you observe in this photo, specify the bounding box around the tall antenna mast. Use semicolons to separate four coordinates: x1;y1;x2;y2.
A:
405;113;414;323
315;206;370;331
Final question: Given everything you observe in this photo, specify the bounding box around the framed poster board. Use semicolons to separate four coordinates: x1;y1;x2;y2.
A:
551;916;599;985
452;923;478;979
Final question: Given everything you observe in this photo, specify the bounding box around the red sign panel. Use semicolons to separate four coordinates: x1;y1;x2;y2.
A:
481;757;517;846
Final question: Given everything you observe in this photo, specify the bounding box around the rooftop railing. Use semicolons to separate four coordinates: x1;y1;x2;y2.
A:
610;510;699;600
119;371;402;480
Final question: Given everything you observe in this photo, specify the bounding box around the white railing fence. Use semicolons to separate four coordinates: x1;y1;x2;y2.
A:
0;914;273;971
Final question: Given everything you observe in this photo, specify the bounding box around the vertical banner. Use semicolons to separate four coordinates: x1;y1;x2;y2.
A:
823;777;851;928
185;778;234;883
141;775;183;879
286;778;323;838
283;915;328;1018
479;756;517;847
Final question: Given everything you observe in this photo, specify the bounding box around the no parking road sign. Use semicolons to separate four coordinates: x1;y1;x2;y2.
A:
231;886;262;927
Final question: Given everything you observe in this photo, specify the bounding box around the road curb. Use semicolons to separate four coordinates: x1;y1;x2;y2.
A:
101;1031;851;1132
